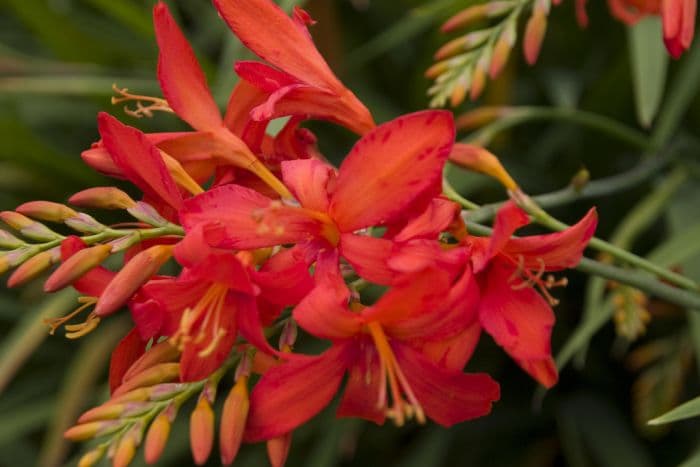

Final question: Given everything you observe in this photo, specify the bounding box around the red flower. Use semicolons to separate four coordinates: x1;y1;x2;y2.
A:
467;201;597;387
180;110;455;284
213;0;375;135
243;254;499;441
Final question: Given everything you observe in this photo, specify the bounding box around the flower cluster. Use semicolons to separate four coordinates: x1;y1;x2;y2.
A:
0;1;598;466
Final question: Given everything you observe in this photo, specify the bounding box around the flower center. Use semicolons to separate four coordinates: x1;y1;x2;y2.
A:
45;296;101;339
506;254;568;306
366;321;425;427
170;283;229;357
111;84;173;118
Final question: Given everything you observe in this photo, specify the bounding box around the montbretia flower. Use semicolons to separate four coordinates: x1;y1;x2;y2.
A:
180;110;455;285
243;255;499;441
466;201;597;387
213;0;375;135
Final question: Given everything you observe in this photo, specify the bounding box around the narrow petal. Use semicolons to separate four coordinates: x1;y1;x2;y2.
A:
329;111;455;232
213;0;340;90
339;234;396;286
235;61;300;93
97;113;184;211
394;343;499;426
472;200;530;272
181;184;323;250
419;322;482;371
503;207;597;271
245;345;348;441
153;2;222;130
478;259;558;387
60;236;115;297
236;293;279;357
254;248;314;307
392;197;461;242
336;339;385;424
224;79;268;136
281;159;334;212
109;328;146;394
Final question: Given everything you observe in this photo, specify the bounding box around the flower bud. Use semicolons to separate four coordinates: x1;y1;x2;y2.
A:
15;201;77;223
470;60;487;101
112;363;181;397
69;187;136;210
145;412;172;464
449;144;518;190
7;247;60;288
64;420;121;441
77;445;106;467
455;106;513;131
523;8;547;65
44;244;112;292
441;1;515;32
0;211;60;241
220;377;249;465
0;230;24;249
266;432;292;467
112;433;137;467
489;23;516;79
64;213;106;234
435;30;491;60
123;341;180;383
80;146;124;179
127;201;168;227
190;397;215;465
94;244;174;317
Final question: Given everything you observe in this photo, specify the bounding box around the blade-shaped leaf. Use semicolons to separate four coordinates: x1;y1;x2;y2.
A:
627;18;668;128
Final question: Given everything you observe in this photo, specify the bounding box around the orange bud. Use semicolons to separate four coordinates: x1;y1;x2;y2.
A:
78;403;126;424
44;244;112;292
0;211;59;241
7;248;59;288
220;377;250;465
266;432;292;467
77;446;106;467
69;187;136;210
441;1;515;31
145;412;172;464
81;147;124;179
523;9;547;65
435;30;491;60
0;230;24;249
450;76;469;108
126;202;168;227
424;59;450;79
112;363;181;397
455;106;513;131
65;213;106;234
190;397;215;465
105;387;151;405
113;434;137;467
16;201;77;223
123;341;180;383
161;151;204;196
449;143;519;190
489;25;515;79
94;244;174;317
470;63;487;101
64;421;120;441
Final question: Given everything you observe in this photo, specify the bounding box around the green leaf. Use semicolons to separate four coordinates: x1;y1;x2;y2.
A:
648;394;700;425
627;18;668;128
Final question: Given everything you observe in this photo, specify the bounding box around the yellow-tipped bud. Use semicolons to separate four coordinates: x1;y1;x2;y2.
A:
122;341;180;383
489;24;516;79
94;244;174;317
69;187;136;210
77;446;106;467
449;144;519;190
456;106;513;131
470;63;487;101
112;363;181;398
0;230;24;249
523;8;548;65
44;244;112;292
7;248;59;288
266;432;292;467
160;151;204;196
434;30;491;60
16;201;78;223
220;377;250;465
145;412;172;464
190;397;215;465
0;211;60;242
77;402;150;424
64;420;120;441
126;202;168;227
441;2;515;32
112;434;137;467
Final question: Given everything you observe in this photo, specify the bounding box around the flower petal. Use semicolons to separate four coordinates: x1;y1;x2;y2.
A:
339;234;395;285
478;259;558;387
392;197;461;242
109;328;146;394
281;159;334;212
153;2;222;130
472;200;530;272
393;343;499;427
336;339;385;424
97;112;184;211
418;322;482;371
213;0;340;90
245;344;348;441
329;111;454;232
503;207;597;271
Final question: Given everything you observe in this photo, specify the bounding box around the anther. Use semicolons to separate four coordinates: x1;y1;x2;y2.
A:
111;84;173;118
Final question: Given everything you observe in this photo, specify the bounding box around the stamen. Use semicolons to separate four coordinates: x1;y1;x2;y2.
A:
367;322;425;426
170;283;229;355
506;255;568;306
45;297;99;336
111;84;173;118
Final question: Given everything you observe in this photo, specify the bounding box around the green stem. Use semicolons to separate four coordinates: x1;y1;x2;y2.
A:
443;178;480;210
467;106;651;149
464;221;700;309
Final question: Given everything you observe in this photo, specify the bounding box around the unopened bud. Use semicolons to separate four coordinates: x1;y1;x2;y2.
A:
0;211;60;242
456;106;513;131
449;144;519;190
112;363;181;397
123;341;180;383
69;187;136;210
77;445;107;467
489;23;516;78
470;61;487;101
441;1;515;32
570;168;590;192
267;432;292;467
220;377;249;465
190;397;214;465
0;230;24;249
94;244;174;317
278;321;298;351
16;201;78;223
81;147;125;179
523;8;547;65
145;412;172;464
44;244;112;292
7;247;60;288
161;151;204;196
64;420;121;441
450;75;469;108
65;213;106;234
435;30;491;60
112;433;137;467
78;402;150;424
425;60;450;80
127;201;168;227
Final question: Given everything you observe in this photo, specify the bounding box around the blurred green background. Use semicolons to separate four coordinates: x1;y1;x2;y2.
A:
2;0;700;466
